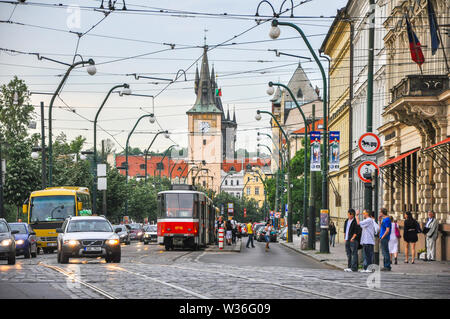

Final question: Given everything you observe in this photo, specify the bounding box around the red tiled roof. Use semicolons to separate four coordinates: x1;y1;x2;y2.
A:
221;158;271;173
115;155;188;178
292;119;324;134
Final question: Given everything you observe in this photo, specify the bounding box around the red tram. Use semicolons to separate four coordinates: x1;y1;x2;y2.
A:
157;184;218;250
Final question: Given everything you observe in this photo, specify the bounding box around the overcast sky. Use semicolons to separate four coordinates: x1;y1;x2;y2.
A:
0;0;348;155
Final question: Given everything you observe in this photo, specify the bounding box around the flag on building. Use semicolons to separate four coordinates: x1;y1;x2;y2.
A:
426;0;440;55
405;15;425;66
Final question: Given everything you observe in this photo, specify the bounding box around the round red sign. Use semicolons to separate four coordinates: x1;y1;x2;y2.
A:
358;133;381;155
357;161;379;183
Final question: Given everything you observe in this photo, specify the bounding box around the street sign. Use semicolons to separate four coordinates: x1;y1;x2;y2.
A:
358;133;381;155
227;202;234;214
97;164;107;177
98;177;107;190
357;161;379;183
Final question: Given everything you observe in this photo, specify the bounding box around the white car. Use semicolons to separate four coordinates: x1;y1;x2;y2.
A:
143;224;157;244
56;216;121;263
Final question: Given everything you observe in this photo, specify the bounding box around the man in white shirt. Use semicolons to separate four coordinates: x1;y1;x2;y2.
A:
356;209;376;273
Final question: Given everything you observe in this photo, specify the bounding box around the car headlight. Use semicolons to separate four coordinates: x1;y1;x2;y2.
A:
120;234;126;238
106;239;119;245
137;232;143;236
16;239;25;245
1;239;12;247
144;234;149;238
64;239;79;246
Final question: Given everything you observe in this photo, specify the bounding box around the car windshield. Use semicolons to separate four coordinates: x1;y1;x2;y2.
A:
145;225;157;232
113;226;125;232
30;195;76;222
0;222;9;233
254;224;264;232
9;224;27;234
129;224;141;230
67;220;112;233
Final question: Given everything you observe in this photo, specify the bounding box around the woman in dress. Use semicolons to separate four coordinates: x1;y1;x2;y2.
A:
403;212;420;264
389;216;399;265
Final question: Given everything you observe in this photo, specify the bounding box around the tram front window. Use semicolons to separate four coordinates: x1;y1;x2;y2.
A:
163;194;197;218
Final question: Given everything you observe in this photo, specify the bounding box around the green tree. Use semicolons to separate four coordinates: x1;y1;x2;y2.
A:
127;180;158;223
0;76;34;142
104;166;127;223
3;137;40;221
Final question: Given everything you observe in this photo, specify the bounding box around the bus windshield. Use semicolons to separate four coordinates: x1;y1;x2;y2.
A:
162;193;196;218
30;195;76;222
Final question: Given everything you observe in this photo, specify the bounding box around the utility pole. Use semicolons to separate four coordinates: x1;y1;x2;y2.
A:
40;102;47;189
102;140;107;217
366;0;379;264
308;105;316;249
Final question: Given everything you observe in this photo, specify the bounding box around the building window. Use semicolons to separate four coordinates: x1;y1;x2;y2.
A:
236;180;239;186
236;193;240;198
203;139;206;145
140;164;145;169
225;180;228;186
255;187;260;195
156;163;164;170
246;188;251;195
203;181;206;187
255;177;259;182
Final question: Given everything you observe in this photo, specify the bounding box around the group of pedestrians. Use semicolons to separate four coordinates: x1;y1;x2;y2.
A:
215;216;239;246
343;208;439;273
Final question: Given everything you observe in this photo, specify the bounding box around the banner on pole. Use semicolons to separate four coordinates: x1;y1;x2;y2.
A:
310;131;321;171
329;131;340;172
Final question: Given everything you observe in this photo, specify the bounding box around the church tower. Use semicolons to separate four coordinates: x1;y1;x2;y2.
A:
186;46;224;191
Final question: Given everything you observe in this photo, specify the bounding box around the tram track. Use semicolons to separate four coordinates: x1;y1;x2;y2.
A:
38;262;118;299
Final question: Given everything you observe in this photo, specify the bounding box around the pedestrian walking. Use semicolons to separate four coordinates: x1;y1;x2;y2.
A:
231;217;237;244
356;210;376;272
264;221;273;252
378;208;392;271
403;211;420;264
295;221;301;237
246;219;255;248
225;219;233;245
389;216;400;265
343;209;361;272
329;222;337;247
424;211;438;261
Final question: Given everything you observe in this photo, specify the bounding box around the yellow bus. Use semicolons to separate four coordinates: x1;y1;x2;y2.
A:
22;187;92;253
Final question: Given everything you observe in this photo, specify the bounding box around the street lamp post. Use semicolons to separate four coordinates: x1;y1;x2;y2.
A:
124;114;155;215
256;110;292;242
158;144;177;186
93;83;131;215
268;81;309;228
144;130;169;183
269;19;329;252
47;57;96;186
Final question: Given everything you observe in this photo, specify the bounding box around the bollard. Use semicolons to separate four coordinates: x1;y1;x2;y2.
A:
300;227;308;250
218;227;224;250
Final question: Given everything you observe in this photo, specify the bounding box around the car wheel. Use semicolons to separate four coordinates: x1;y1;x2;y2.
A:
143;241;148;245
126;240;130;245
24;245;31;259
8;252;16;265
60;252;69;264
112;252;121;263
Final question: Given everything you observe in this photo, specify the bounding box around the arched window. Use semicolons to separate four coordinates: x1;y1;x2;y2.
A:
297;88;303;99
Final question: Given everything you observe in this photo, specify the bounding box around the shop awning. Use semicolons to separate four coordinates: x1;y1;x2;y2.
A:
425;137;450;150
379;148;420;168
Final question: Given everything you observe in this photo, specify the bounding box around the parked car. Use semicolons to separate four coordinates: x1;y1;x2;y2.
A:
0;218;18;265
278;227;287;241
255;228;266;242
9;222;38;258
143;224;157;244
128;223;144;241
56;216;121;264
253;223;265;240
113;225;131;245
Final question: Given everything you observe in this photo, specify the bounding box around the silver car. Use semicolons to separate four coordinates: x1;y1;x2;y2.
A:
56;216;121;264
143;224;157;244
0;218;18;265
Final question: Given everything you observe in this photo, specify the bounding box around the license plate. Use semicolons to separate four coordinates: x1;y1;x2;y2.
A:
84;247;101;252
47;243;57;247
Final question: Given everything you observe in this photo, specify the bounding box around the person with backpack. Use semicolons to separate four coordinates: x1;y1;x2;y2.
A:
389;216;400;265
403;211;421;264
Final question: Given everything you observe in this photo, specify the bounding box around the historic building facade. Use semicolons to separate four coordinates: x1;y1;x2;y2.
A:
378;0;449;260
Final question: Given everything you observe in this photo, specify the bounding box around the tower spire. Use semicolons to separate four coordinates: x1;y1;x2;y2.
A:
232;105;236;123
194;64;199;95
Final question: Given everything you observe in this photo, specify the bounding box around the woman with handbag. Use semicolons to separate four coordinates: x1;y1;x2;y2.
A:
403;212;421;264
389;216;400;265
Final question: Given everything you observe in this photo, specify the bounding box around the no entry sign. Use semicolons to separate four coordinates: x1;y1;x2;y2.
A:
357;161;379;183
358;133;381;155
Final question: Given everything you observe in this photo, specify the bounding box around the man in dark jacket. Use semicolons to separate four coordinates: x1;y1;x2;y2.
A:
344;209;361;272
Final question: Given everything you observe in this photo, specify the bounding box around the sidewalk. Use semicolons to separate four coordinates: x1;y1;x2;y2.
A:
281;235;450;275
206;238;242;252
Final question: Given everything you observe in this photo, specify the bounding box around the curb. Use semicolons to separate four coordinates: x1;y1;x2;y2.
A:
280;241;345;270
206;240;242;253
